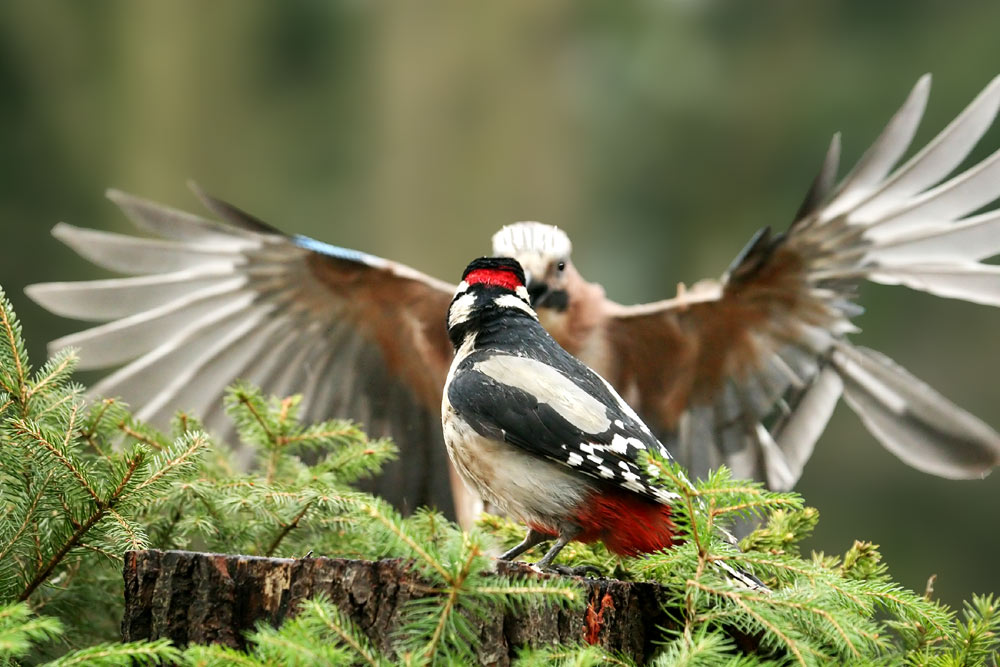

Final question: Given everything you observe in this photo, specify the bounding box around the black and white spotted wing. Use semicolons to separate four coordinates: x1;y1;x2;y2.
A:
447;338;680;505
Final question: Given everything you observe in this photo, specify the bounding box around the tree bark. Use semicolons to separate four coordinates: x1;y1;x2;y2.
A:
122;549;685;664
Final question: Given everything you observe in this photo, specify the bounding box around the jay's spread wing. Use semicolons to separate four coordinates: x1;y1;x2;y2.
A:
26;187;461;516
447;348;679;505
606;74;1000;490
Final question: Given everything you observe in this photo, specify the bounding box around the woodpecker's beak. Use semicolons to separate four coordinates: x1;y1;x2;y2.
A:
526;280;569;311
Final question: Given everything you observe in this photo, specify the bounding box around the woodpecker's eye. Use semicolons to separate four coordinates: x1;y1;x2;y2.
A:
557;261;566;272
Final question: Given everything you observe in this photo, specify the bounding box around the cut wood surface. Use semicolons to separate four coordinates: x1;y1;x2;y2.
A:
122;549;685;664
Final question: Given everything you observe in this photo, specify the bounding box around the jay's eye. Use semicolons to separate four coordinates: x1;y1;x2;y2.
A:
557;261;566;271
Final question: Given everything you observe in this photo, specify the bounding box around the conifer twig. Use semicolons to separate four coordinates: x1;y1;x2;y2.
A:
108;509;143;550
264;500;315;557
307;600;381;667
0;471;53;563
26;355;74;400
118;422;164;452
0;296;27;406
78;543;123;563
133;436;206;492
688;579;819;666
16;454;143;602
80;399;115;460
11;421;102;505
358;502;451;582
18;505;108;602
421;543;478;660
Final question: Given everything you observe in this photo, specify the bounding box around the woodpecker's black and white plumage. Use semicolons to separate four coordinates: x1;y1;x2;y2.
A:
25;75;1000;524
440;256;764;587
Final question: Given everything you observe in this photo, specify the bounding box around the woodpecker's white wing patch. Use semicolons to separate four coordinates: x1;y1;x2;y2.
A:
472;355;611;434
610;432;646;454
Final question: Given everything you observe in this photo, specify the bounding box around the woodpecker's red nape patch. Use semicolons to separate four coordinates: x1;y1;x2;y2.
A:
464;268;524;291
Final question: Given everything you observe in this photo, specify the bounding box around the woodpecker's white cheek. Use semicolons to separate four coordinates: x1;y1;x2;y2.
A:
472;355;611;434
455;280;470;294
448;292;478;328
493;294;536;318
515;285;530;302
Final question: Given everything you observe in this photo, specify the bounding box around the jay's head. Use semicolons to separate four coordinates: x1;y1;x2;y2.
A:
447;257;537;348
491;223;572;313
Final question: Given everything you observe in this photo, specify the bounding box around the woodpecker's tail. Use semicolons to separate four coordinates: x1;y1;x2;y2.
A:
716;559;769;593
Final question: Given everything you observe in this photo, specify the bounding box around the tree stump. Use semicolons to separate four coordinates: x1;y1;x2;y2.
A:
122;549;682;664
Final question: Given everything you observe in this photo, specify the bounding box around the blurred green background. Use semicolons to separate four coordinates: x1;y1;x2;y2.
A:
1;1;998;606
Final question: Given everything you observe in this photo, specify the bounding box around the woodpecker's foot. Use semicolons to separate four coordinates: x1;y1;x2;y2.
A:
498;529;551;562
542;563;604;578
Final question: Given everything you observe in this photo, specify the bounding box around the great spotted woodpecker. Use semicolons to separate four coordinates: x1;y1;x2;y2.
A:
441;256;765;589
444;258;681;563
25;75;1000;524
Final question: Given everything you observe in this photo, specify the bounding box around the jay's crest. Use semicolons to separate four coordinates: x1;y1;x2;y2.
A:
492;223;572;259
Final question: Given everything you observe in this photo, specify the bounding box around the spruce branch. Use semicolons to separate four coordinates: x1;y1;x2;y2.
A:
118;422;164;452
0;470;54;564
18;498;115;602
131;432;207;494
44;639;182;666
77;543;123;563
263;499;315;557
0;602;63;659
301;597;383;667
10;418;103;506
418;539;479;661
0;287;29;408
356;499;451;581
28;353;76;402
516;644;633;666
687;580;813;665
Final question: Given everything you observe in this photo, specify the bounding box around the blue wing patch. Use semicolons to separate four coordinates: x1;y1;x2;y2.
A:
293;235;383;266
